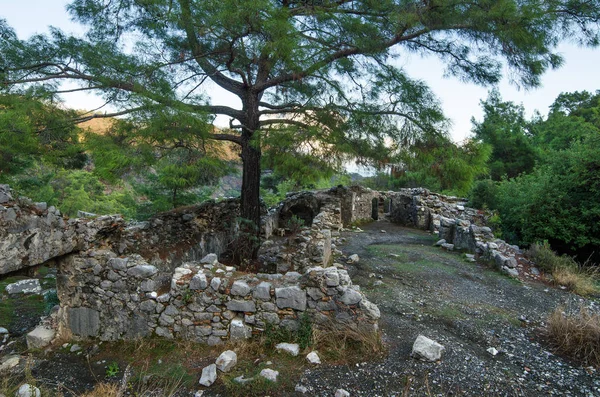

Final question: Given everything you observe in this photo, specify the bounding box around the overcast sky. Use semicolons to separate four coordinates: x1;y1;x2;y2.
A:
3;0;600;142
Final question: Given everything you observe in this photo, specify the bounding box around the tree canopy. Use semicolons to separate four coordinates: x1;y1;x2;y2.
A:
2;0;599;261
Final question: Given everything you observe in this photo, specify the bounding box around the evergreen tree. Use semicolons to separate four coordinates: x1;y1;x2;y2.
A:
2;0;599;262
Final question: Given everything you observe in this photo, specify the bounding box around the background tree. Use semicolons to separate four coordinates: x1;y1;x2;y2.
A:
471;90;538;180
2;0;599;262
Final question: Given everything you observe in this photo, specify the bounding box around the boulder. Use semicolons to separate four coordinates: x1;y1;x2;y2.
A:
199;364;217;387
5;279;41;295
335;389;350;397
411;335;445;362
215;350;237;372
15;384;41;397
275;342;300;356
26;326;55;349
229;319;252;340
230;280;251;296
259;368;279;382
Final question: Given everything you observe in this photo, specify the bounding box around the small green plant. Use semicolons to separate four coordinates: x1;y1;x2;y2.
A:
43;290;60;314
181;287;194;304
286;215;305;234
106;361;120;378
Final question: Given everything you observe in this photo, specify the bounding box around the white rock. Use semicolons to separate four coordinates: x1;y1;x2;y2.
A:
215;350;237;372
487;347;499;356
199;364;217;387
0;327;8;334
295;384;308;393
347;254;359;263
193;391;204;397
5;279;41;295
335;389;350;397
411;335;445;362
26;326;55;349
259;368;279;382
0;355;20;372
70;344;81;353
306;351;321;364
275;342;300;356
15;384;41;397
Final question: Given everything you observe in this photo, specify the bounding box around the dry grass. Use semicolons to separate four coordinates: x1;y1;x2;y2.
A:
311;322;385;363
527;242;600;296
545;305;600;368
79;382;121;397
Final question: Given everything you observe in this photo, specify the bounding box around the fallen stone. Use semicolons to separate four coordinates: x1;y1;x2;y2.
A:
5;279;41;295
70;344;82;353
26;326;55;349
275;342;300;356
347;254;359;263
0;327;8;334
199;364;217;387
259;368;279;382
215;350;237;372
335;389;350;397
411;335;445;362
295;384;308;393
434;239;446;246
15;384;41;397
487;347;499;356
306;351;321;364
233;375;254;384
0;355;20;372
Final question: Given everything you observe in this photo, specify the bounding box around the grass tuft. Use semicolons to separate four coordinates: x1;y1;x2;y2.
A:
545;305;600;368
527;242;599;296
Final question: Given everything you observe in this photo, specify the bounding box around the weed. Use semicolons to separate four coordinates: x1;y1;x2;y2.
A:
527;242;599;296
261;313;313;350
545;305;600;368
105;361;120;378
286;215;305;234
43;289;60;314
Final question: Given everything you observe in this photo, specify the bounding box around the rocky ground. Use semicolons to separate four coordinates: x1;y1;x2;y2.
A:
1;219;599;396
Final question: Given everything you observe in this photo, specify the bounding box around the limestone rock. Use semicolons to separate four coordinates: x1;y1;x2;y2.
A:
229;319;252;340
15;384;41;397
275;342;300;356
26;326;55;349
275;286;307;311
190;273;208;290
306;351;321;364
347;254;359;263
339;288;362;305
230;280;251;296
411;335;445;362
226;300;256;313
200;253;218;265
199;364;217;387
0;355;20;373
5;279;41;295
253;281;272;301
215;350;237;372
335;389;350;397
259;368;279;382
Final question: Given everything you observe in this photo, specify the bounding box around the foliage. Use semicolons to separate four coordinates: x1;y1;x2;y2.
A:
391;135;491;196
526;242;599;296
105;362;120;378
4;0;598;263
286;215;305;234
262;313;313;351
468;179;498;209
471;90;538;180
0;94;86;176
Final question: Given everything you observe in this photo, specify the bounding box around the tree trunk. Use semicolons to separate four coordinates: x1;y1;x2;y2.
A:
234;96;262;264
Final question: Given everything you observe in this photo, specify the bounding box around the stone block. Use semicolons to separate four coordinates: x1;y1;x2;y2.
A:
411;335;445;362
275;286;307;311
26;326;55;349
253;281;272;301
5;279;41;295
68;307;100;337
226;300;256;312
190;273;208;290
229;319;252;340
230;280;251;296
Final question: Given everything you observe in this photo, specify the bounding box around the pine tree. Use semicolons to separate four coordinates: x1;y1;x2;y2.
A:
2;0;599;263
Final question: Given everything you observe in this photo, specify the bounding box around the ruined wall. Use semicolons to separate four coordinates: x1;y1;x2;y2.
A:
116;199;240;269
56;251;380;344
0;185;123;276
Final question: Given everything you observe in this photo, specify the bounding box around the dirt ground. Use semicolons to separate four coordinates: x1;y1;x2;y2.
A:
1;219;599;396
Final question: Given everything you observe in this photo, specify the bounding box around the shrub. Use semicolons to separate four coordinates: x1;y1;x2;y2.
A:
546;305;600;368
527;242;599;296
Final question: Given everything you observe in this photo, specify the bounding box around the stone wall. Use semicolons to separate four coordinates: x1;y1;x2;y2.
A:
56;251;380;343
0;185;123;276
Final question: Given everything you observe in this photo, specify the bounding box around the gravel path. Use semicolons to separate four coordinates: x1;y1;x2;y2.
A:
295;220;600;396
